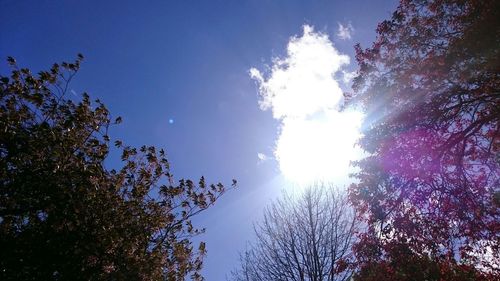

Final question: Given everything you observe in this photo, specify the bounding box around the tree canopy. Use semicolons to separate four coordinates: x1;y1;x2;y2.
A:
349;0;499;279
0;56;235;280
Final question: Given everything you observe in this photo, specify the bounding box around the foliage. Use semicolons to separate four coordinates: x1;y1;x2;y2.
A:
230;185;356;281
348;0;499;279
0;55;235;280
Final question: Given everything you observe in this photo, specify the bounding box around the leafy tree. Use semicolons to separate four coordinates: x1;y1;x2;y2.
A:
348;0;499;279
0;56;235;280
230;185;357;281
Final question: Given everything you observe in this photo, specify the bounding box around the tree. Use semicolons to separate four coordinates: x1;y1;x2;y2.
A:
348;0;499;279
0;56;235;280
230;185;356;281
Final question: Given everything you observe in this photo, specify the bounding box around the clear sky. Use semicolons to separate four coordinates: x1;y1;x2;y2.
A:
0;0;398;279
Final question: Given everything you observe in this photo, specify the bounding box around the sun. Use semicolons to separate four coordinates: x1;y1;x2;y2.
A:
250;25;364;185
275;110;363;184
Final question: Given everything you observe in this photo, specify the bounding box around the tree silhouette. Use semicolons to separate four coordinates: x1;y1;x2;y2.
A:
231;185;356;281
348;0;499;279
0;56;235;280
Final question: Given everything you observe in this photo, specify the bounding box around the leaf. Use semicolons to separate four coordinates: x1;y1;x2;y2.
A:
7;56;16;65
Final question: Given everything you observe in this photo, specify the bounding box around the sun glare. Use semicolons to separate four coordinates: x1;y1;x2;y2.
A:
251;25;364;185
276;110;363;184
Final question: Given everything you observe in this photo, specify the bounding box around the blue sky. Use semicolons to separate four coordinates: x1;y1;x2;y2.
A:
0;0;398;279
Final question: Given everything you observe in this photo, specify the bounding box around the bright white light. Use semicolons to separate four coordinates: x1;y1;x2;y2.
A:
251;25;363;184
276;111;363;183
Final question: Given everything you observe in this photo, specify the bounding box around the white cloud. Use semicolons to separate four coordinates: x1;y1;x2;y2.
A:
337;22;354;40
257;152;268;163
250;25;363;184
250;25;349;120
